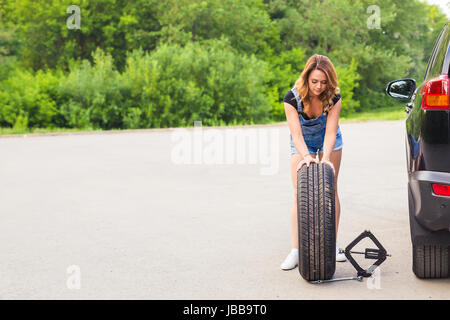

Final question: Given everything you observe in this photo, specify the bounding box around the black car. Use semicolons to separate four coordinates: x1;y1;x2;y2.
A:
386;22;450;279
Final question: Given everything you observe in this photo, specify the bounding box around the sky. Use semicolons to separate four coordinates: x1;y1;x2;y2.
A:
423;0;450;18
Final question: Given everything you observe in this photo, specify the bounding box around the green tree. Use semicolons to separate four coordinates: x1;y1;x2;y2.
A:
265;0;447;110
157;0;281;58
3;0;161;71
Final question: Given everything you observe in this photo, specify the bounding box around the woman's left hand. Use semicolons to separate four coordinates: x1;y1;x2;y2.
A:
321;158;335;176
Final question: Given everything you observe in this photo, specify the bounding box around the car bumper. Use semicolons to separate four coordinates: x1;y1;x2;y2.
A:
409;170;450;231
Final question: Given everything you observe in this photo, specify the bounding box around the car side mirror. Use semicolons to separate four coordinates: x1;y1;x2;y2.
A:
386;78;416;100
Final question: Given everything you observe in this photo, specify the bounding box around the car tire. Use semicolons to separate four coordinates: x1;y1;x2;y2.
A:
412;245;449;278
297;163;336;281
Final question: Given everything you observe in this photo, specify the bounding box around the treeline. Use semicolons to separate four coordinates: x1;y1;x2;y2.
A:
0;0;447;130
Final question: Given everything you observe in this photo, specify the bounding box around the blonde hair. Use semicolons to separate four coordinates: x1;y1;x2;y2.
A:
294;54;340;114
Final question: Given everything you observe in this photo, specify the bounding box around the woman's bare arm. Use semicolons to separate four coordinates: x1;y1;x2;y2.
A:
322;98;342;161
284;102;310;157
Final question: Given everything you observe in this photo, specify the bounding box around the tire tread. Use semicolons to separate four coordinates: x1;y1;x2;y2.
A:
413;244;449;279
298;163;336;281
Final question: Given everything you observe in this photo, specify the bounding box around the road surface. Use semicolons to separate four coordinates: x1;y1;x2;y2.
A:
1;120;449;299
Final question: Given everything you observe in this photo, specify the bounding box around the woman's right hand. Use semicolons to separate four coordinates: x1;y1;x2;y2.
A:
296;154;319;171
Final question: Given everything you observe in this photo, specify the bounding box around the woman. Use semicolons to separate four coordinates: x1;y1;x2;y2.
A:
281;54;347;270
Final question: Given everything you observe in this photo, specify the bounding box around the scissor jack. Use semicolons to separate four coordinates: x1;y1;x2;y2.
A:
311;230;391;284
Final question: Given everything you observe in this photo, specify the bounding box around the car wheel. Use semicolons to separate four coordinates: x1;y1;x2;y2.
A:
297;163;336;281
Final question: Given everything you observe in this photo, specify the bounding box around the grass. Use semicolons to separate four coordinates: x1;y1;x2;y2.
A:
340;106;407;122
0;106;407;136
0;127;102;136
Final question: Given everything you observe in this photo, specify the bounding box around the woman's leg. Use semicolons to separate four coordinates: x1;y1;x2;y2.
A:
318;149;342;236
290;153;317;248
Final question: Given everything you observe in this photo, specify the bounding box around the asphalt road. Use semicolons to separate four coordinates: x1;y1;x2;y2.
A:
1;120;449;299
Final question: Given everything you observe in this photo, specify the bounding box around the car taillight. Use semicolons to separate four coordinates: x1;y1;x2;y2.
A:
432;183;450;197
422;74;450;110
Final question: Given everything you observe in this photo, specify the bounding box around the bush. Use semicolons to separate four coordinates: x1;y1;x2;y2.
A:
265;47;306;121
0;68;61;128
57;48;128;129
121;39;271;128
335;58;360;117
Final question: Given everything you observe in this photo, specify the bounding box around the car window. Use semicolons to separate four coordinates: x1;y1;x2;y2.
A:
425;24;449;81
443;44;450;75
428;25;450;78
424;27;444;80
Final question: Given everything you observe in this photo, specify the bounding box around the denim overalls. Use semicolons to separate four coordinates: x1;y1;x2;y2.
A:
289;87;343;155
